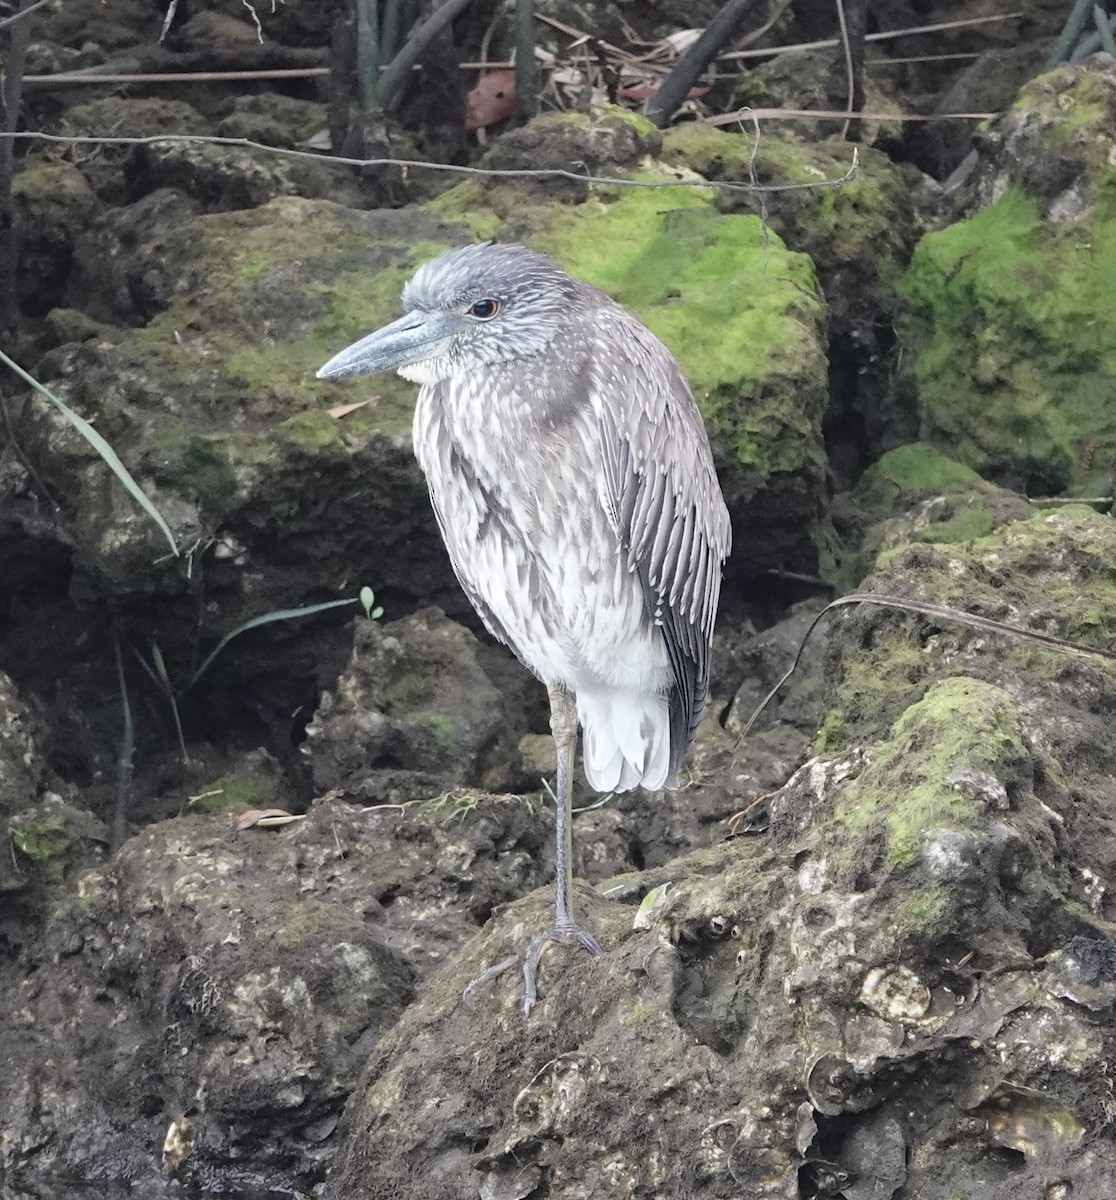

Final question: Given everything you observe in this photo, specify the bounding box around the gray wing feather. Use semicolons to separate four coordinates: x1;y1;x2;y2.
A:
589;299;732;773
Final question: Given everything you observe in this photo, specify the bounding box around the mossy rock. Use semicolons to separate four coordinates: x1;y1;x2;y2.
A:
24;199;466;599
836;676;1027;868
900;60;1116;495
661;123;930;478
661;124;924;294
6;795;108;886
217;95;329;148
732;48;905;146
818;505;1116;753
825;445;1036;587
26;108;828;599
188;748;294;814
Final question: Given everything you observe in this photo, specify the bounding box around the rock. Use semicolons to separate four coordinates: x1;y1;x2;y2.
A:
0;670;45;824
919;42;1051;178
732;48;906;149
217;94;331;148
306;608;519;803
11;160;100;317
49;98;213;203
0;788;574;1188
0;671;109;896
478;108;663;202
320;505;1116;1198
829;444;1036;587
899;57;1116;494
19;197;461;606
660;123;934;481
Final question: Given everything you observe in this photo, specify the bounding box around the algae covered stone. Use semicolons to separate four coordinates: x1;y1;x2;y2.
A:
899;59;1116;495
22;199;465;600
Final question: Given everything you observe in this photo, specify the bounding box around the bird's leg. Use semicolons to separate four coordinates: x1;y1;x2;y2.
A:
520;687;602;1013
461;685;600;1015
548;684;586;934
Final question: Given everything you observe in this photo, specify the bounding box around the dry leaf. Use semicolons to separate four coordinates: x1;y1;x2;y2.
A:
327;398;373;419
618;84;710;102
234;807;304;830
465;69;516;130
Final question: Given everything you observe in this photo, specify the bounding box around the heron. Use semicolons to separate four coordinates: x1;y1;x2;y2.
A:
318;243;731;1013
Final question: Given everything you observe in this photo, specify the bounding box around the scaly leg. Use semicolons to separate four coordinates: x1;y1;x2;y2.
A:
521;686;601;1014
462;685;600;1015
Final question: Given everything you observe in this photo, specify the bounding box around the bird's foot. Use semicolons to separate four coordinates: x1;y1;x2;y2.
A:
463;925;601;1016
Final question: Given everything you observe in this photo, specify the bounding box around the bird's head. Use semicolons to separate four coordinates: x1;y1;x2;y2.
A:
316;243;580;385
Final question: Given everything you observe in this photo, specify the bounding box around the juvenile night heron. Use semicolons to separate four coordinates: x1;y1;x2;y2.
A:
318;243;731;1013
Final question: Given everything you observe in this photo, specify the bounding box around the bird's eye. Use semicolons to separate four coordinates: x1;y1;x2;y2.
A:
468;298;500;320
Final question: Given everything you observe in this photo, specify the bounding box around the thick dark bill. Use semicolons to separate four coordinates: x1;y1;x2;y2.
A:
316;310;461;380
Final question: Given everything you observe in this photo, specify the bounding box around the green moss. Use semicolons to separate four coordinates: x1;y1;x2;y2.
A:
13;158;96;208
421;713;458;750
619;997;655;1026
190;772;279;812
600;107;659;138
10;812;72;861
659;124;756;175
815;622;929;753
663;129;912;287
1015;68;1110;147
535;184;826;478
827;507;1116;751
423;182;502;241
279;409;344;452
837;677;1026;868
900;886;948;927
862;445;983;495
912;497;995;545
900;185;1116;493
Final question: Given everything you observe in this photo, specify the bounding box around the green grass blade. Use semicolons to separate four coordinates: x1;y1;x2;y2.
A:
0;348;180;557
189;596;361;687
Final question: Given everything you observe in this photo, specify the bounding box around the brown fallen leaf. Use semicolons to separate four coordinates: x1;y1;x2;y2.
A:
327;398;374;419
465;68;516;130
234;808;306;830
617;83;711;102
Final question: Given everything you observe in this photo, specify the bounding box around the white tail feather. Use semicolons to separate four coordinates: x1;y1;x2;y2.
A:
576;686;674;793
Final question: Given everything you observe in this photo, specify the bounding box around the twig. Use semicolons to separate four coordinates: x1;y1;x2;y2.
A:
707;106;995;125
0;0;51;30
645;0;765;128
834;0;855;140
159;0;180;43
23;67;333;86
535;12;629;61
737;591;1116;740
0;129;859;194
867;54;979;66
1028;495;1113;506
377;0;475;114
719;12;1023;60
